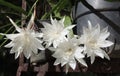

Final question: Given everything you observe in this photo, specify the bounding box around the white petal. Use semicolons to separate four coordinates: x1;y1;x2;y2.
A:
15;52;21;59
54;58;61;65
99;32;110;40
99;40;114;47
87;49;93;57
101;26;108;33
76;58;87;67
34;38;45;50
38;45;45;50
45;41;52;48
61;25;76;36
74;51;85;59
10;43;22;53
14;47;23;59
65;25;76;30
27;12;35;30
94;50;104;58
52;51;61;58
5;34;20;40
88;20;92;30
41;22;52;28
76;47;84;53
65;64;69;74
0;33;20;40
35;32;43;38
61;58;68;67
90;54;95;64
30;47;38;54
7;16;21;32
4;41;14;47
23;47;32;59
53;40;59;48
69;59;76;70
59;17;65;26
10;48;16;54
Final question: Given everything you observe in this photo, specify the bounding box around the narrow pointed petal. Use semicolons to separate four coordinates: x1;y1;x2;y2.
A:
99;32;110;40
0;33;20;40
88;20;92;30
65;25;76;30
27;12;35;30
54;58;61;65
59;17;65;26
65;64;69;74
61;59;68;67
23;47;32;59
99;40;114;47
34;39;45;50
95;50;104;58
5;34;20;40
41;22;52;28
4;42;14;47
15;52;20;59
101;26;108;33
77;58;87;67
7;16;21;32
69;60;76;70
53;40;59;48
50;16;54;25
33;32;43;38
15;47;23;59
90;54;95;64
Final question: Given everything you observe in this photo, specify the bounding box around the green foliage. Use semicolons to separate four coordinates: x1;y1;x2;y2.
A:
41;0;72;19
0;0;27;15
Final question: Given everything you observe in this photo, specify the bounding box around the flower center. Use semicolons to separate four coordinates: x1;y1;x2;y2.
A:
52;31;60;39
88;40;97;47
23;32;31;44
65;48;73;56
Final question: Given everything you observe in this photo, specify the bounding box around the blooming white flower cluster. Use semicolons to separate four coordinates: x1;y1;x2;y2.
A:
0;13;44;59
0;13;113;73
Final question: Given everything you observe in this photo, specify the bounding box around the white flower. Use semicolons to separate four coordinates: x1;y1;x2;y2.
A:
52;38;87;73
41;16;76;48
80;21;114;64
1;13;45;59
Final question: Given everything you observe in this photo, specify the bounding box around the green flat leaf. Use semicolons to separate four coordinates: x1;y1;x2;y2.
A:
0;0;27;15
64;16;74;38
64;16;72;27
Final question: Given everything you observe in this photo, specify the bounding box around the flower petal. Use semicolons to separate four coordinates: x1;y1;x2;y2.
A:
69;59;76;70
14;46;23;59
54;58;61;65
102;50;110;60
4;41;14;47
94;49;104;58
27;11;35;30
7;16;21;32
88;20;92;30
99;32;110;40
90;54;95;64
98;40;114;47
61;59;68;67
76;58;87;67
